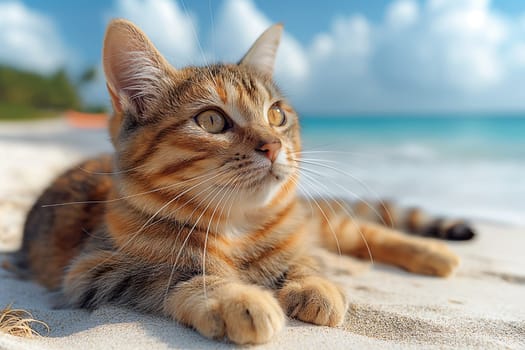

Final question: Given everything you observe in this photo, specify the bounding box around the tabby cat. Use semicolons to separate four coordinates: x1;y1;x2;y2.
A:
8;20;474;344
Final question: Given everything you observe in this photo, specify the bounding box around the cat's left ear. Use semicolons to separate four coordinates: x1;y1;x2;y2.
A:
103;19;174;118
239;24;283;77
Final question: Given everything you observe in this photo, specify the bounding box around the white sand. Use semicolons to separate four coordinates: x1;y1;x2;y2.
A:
1;120;524;349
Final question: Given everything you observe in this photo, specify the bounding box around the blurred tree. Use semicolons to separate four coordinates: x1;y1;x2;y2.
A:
0;65;81;112
79;66;98;86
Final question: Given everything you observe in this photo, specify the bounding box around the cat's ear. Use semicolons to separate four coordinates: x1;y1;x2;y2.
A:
103;19;173;117
239;24;283;77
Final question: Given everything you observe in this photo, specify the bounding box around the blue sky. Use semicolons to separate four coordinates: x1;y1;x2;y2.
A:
7;0;397;66
1;0;525;114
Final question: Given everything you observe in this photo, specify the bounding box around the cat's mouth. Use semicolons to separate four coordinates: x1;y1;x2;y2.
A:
245;162;290;187
221;154;293;191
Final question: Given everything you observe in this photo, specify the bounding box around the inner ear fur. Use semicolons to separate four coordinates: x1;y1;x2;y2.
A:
103;18;174;118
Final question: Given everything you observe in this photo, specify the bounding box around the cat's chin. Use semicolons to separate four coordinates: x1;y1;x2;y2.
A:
244;172;291;207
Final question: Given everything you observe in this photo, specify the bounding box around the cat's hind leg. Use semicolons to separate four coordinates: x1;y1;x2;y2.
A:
301;198;460;277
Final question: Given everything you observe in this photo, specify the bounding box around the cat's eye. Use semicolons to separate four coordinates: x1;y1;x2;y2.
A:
268;104;286;127
195;110;229;133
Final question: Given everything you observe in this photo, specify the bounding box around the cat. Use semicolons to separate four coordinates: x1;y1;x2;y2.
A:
7;19;474;345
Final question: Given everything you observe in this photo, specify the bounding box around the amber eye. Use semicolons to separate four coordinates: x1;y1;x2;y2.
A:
195;110;228;133
268;104;286;127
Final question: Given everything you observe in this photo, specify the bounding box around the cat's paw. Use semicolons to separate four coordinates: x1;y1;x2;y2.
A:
277;276;348;327
405;241;460;277
196;284;285;345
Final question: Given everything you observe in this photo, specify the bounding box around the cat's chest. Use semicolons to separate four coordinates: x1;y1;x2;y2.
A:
224;223;308;288
239;259;291;289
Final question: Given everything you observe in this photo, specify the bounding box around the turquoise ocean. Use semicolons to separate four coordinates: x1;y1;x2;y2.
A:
299;116;525;226
1;115;523;226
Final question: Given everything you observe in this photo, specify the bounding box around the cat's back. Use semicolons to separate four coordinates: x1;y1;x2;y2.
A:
10;154;114;289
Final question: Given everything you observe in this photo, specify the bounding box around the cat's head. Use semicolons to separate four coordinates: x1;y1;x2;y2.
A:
103;19;300;214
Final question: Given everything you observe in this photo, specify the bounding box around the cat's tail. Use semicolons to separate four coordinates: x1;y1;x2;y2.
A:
301;197;475;241
355;200;475;240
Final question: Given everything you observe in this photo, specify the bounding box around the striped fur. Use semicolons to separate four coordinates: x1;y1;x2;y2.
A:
348;200;475;240
7;20;472;345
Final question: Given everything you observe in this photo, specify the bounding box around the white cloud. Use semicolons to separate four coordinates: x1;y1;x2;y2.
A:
509;43;525;67
303;15;378;112
98;0;525;113
105;0;310;99
214;0;309;91
386;0;420;28
296;0;525;113
311;15;372;60
427;0;507;88
110;0;199;67
368;0;507;95
3;0;525;113
0;1;69;74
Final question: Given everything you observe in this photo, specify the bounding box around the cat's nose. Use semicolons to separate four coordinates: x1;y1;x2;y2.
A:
255;140;281;162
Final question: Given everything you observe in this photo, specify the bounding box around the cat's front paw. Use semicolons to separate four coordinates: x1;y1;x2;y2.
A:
405;241;460;277
277;276;348;327
198;284;285;345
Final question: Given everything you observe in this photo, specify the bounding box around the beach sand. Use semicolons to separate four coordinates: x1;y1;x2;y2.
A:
1;119;524;349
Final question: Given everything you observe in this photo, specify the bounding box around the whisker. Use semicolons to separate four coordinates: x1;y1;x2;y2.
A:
179;0;217;86
137;170;231;248
293;173;343;256
76;162;147;175
163;174;238;300
208;0;216;61
294;158;395;228
214;177;240;236
202;174;242;300
291;149;385;160
297;167;374;264
287;173;343;256
41;165;225;208
73;168;231;284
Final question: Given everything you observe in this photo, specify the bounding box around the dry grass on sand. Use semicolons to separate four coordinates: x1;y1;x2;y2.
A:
0;304;48;338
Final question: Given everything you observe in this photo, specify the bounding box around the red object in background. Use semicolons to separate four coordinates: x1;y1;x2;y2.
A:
65;110;108;129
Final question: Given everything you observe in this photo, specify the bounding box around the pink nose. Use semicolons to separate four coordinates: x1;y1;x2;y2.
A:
256;141;281;162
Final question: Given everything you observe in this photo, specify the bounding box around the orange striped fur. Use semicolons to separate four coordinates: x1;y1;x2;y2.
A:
7;20;472;345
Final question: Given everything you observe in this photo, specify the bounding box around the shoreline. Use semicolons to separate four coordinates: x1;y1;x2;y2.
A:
3;116;525;227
